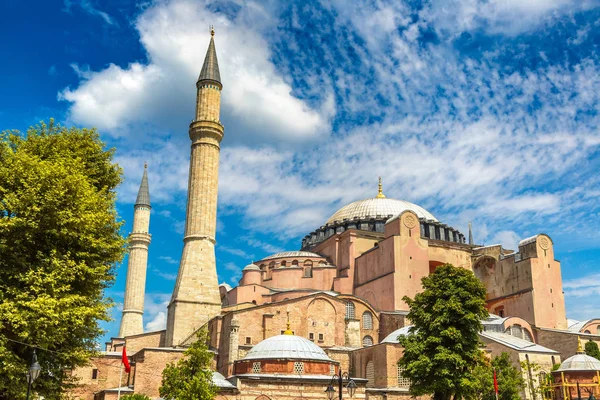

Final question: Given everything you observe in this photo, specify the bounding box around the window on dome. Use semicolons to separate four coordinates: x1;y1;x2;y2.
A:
363;335;373;347
362;311;373;330
294;362;305;374
345;302;355;320
292;260;299;266
366;361;374;387
280;261;287;267
252;362;261;373
523;329;533;343
397;366;411;388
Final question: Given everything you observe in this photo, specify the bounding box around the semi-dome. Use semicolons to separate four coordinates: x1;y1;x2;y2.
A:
381;325;414;344
326;198;437;225
243;334;332;361
243;263;260;271
262;251;322;260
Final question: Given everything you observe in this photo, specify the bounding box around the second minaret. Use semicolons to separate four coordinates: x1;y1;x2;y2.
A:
119;164;152;338
165;30;223;346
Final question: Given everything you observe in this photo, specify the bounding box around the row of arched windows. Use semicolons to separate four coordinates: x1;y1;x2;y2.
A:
345;302;374;329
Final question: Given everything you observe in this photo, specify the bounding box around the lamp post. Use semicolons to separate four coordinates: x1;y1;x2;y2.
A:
325;371;357;400
25;350;41;400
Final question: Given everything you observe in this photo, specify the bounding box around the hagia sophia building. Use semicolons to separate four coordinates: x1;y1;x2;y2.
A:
70;32;600;400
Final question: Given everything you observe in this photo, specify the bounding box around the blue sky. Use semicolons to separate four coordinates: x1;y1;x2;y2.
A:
2;0;600;343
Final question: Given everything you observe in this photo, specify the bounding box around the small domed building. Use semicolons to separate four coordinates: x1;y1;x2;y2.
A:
228;324;367;400
550;339;600;400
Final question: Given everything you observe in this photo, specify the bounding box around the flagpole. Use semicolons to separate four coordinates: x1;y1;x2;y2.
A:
117;363;123;400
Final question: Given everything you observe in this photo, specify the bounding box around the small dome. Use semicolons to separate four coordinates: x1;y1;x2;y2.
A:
243;263;260;271
212;371;236;389
262;251;322;260
326;198;437;225
381;325;414;344
243;334;332;361
557;353;600;372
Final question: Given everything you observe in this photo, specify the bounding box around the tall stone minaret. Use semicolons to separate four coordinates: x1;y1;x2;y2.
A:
165;29;223;346
119;164;152;338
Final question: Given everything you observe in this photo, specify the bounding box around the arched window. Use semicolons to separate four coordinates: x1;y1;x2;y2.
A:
280;261;287;267
523;329;533;343
319;260;326;265
292;260;299;266
397;366;411;388
345;302;355;320
363;335;373;347
366;361;374;387
303;265;313;278
267;262;275;279
304;260;313;267
362;311;373;330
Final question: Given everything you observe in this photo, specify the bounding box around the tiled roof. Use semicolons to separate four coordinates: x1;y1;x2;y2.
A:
480;331;558;354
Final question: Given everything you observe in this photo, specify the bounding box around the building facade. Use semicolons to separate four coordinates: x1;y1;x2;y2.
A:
70;32;599;400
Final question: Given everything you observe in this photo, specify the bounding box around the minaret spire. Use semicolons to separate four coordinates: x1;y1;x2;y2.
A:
166;32;224;346
119;164;152;338
468;222;474;245
197;26;221;86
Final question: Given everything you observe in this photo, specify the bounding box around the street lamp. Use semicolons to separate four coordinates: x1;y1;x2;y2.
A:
25;350;41;400
325;370;356;400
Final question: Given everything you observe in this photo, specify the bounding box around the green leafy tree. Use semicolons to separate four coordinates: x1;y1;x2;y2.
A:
473;353;524;400
398;264;489;400
585;340;600;360
0;120;126;399
159;329;217;400
121;394;152;400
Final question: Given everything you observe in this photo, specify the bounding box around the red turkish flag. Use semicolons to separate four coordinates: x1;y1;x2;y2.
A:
121;346;131;373
493;369;499;394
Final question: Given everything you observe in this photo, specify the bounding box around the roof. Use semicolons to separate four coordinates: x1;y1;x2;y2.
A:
326;197;437;225
243;263;260;271
262;251;323;260
480;331;558;354
198;33;221;85
212;371;236;389
135;164;150;207
557;353;600;372
381;325;414;344
243;334;332;361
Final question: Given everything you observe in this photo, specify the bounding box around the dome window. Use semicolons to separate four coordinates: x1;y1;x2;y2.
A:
252;362;261;373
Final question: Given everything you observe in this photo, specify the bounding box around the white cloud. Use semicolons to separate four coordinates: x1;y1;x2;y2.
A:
63;0;115;25
143;293;170;331
490;231;521;250
59;0;331;144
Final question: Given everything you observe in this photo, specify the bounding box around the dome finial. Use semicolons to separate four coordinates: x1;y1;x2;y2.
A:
210;25;215;37
376;176;386;199
283;311;293;335
577;336;584;354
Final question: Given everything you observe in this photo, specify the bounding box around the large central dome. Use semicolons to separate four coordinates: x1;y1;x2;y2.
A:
326;197;437;224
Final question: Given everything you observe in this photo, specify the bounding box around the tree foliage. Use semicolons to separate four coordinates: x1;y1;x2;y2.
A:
398;264;489;400
0;120;126;399
121;394;152;400
473;353;524;400
585;340;600;360
159;329;217;400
